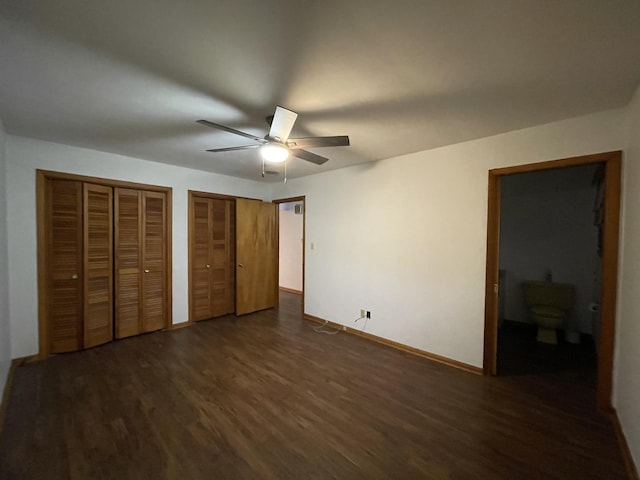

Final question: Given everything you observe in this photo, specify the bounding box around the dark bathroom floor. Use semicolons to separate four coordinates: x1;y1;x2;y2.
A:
497;320;597;393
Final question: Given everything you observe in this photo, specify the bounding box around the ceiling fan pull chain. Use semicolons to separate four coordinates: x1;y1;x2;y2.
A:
262;158;265;178
284;160;287;183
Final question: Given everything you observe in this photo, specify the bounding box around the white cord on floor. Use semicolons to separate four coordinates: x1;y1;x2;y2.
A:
312;314;365;335
313;321;341;335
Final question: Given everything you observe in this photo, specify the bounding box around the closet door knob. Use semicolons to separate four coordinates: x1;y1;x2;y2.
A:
71;274;78;280
238;263;244;268
206;264;210;268
144;269;150;273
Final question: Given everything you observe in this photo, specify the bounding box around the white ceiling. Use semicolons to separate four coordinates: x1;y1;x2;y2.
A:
1;1;640;182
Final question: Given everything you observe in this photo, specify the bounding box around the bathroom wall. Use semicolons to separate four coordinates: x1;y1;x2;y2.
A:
499;165;600;333
278;202;303;292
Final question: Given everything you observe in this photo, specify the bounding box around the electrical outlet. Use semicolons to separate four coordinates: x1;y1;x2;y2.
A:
366;311;371;319
360;309;365;318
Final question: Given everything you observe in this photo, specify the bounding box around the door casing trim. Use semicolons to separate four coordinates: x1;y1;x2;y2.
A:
482;151;622;410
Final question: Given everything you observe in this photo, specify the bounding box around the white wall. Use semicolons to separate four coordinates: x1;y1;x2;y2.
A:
5;135;270;358
499;166;600;334
0;116;11;397
278;203;303;292
271;108;625;367
616;83;640;466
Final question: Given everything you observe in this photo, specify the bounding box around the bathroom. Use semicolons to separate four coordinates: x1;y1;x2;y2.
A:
497;163;602;378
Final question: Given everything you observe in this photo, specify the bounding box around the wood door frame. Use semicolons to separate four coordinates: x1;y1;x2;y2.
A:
483;151;622;410
273;196;306;318
36;169;173;359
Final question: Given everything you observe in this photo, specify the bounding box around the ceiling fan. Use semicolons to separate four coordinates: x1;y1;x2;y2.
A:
197;106;350;167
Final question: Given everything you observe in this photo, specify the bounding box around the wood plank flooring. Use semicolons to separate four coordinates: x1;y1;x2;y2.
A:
498;320;597;378
0;292;627;479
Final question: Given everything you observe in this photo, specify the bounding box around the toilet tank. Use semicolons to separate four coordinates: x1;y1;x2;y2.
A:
523;281;576;310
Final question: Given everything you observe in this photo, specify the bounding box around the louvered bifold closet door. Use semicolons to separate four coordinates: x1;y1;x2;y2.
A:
211;199;234;317
114;188;143;338
48;179;84;353
190;196;235;321
191;197;212;321
142;191;167;333
83;184;114;348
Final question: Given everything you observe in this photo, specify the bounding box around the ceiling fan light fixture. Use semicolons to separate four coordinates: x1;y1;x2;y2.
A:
260;143;289;163
199;105;349;168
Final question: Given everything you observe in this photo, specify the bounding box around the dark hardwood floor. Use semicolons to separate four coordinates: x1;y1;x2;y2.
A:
497;320;598;401
0;292;627;479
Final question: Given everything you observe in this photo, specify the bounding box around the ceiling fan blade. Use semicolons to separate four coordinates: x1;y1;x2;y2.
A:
292;149;329;165
197;119;266;143
287;135;350;149
265;114;274;126
206;145;261;153
268;106;298;142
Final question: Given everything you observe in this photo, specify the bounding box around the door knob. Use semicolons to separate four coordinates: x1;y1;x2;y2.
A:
206;264;210;268
238;264;244;268
144;269;150;273
71;274;78;280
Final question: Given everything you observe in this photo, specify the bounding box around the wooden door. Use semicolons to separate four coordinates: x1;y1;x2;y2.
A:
115;189;167;335
190;196;235;321
47;179;83;353
191;196;213;320
142;191;167;332
114;188;143;338
210;199;234;317
235;198;278;315
83;184;113;348
38;171;172;356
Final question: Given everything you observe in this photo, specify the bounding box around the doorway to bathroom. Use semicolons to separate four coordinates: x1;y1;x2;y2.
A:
273;196;305;315
483;151;621;410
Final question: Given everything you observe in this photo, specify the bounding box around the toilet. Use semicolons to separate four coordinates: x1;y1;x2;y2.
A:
523;281;576;344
